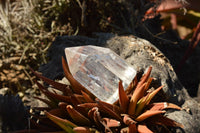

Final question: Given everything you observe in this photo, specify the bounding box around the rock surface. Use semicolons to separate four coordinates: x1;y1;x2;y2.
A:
39;33;200;133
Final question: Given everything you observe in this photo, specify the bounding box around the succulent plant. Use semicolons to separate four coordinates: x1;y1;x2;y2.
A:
27;57;183;133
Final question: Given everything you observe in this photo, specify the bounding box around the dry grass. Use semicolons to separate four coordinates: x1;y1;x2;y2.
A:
0;0;74;93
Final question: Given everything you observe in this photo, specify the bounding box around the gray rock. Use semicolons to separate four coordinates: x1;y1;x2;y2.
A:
167;109;200;133
103;35;190;104
166;98;200;133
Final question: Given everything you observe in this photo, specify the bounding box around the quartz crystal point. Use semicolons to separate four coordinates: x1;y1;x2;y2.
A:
65;45;136;103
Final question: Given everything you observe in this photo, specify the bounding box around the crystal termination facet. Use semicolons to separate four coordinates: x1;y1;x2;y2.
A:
65;45;136;103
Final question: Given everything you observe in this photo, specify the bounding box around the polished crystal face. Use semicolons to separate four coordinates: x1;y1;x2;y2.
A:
65;45;136;103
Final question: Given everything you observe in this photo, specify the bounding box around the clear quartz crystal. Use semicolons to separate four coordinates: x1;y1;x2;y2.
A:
65;45;136;103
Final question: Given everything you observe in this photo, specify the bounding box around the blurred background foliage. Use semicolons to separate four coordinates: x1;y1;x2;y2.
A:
0;0;199;96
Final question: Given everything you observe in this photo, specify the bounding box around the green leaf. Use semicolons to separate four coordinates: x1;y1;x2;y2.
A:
128;83;146;116
45;111;76;133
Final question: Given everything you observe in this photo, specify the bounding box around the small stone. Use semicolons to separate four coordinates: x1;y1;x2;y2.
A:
65;45;136;103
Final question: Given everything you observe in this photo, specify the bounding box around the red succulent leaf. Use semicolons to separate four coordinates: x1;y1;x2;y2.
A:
144;77;153;91
128;83;146;115
129;123;137;133
136;110;166;122
98;100;122;121
137;66;152;89
98;100;122;115
58;102;69;110
102;118;121;128
81;90;95;103
30;67;68;92
125;75;138;95
70;94;82;105
146;114;183;128
62;57;95;99
48;108;68;118
88;107;104;130
146;85;163;105
119;80;129;113
78;103;99;109
36;81;71;103
70;95;88;115
73;126;95;133
123;114;137;125
149;102;181;111
66;105;91;126
138;124;153;133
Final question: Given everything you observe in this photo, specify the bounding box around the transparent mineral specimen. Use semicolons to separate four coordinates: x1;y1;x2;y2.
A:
65;45;136;103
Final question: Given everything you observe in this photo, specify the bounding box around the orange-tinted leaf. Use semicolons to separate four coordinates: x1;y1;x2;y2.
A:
58;102;69;110
138;125;153;133
45;111;76;132
125;75;138;95
62;57;95;99
149;102;181;111
73;127;96;133
70;95;88;115
81;90;94;103
119;80;129;113
88;107;103;130
97;100;122;115
78;103;99;109
73;94;85;103
40;88;71;103
128;83;146;115
102;118;120;128
136;110;165;122
147;114;183;128
137;66;152;88
144;77;153;91
66;105;91;125
35;81;60;104
48;108;67;118
146;86;163;105
123;114;136;125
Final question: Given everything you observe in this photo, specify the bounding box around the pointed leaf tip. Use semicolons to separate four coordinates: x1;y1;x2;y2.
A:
128;83;146;115
45;111;76;132
118;80;129;113
66;105;91;125
62;57;95;98
136;110;166;122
